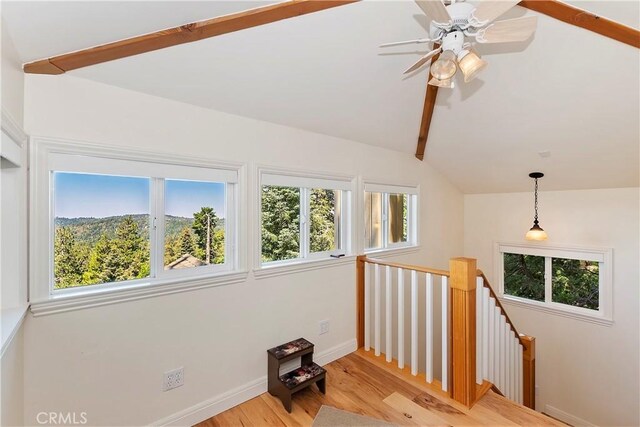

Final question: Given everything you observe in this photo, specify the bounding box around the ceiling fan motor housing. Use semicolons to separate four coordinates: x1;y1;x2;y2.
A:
430;1;475;54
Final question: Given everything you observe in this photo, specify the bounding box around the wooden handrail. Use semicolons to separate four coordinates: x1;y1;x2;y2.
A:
359;256;450;277
476;269;524;345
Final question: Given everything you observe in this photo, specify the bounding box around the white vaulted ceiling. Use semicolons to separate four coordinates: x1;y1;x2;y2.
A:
2;0;639;193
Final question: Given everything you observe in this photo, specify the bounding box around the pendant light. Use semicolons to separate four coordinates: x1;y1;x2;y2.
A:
525;172;548;241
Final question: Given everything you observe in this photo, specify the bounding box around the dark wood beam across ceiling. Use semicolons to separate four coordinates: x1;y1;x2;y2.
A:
519;0;640;49
23;0;358;74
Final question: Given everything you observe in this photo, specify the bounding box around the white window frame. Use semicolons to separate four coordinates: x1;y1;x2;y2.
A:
363;182;419;254
255;167;355;274
30;138;247;315
495;242;613;325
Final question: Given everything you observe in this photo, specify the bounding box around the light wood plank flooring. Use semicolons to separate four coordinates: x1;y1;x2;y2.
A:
197;350;564;426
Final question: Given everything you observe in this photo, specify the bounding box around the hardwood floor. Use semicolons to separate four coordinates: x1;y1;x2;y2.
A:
196;350;564;426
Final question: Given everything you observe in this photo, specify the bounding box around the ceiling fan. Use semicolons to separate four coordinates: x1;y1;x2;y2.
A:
381;0;537;88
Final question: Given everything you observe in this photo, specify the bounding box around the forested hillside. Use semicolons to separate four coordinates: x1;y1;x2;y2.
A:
54;210;225;289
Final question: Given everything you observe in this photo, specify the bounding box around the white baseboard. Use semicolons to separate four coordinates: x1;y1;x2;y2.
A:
544;405;598;427
153;338;358;426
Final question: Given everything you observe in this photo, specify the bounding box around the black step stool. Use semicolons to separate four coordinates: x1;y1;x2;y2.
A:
267;338;326;413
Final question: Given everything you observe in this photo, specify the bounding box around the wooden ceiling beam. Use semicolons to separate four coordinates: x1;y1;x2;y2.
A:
23;0;358;74
415;47;440;161
519;0;640;49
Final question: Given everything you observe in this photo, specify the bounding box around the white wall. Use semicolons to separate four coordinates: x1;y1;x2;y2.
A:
22;74;464;426
464;188;639;426
0;16;26;427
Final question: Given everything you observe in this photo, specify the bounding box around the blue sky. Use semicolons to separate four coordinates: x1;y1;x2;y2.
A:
165;179;225;218
54;173;225;219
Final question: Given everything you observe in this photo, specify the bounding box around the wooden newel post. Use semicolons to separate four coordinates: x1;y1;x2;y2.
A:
521;335;536;410
449;257;477;407
356;255;366;348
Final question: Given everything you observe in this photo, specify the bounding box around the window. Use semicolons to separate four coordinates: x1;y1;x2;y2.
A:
364;183;417;252
259;171;352;266
498;243;612;322
32;142;241;303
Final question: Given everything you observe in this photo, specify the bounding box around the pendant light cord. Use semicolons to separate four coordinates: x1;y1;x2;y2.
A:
534;177;539;223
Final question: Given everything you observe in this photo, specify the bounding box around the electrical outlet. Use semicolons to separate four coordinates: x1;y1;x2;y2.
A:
319;320;330;335
163;367;184;391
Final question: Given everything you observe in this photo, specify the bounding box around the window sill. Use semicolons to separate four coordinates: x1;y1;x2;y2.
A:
364;245;421;259
1;304;29;357
254;255;356;280
499;295;613;327
30;271;249;317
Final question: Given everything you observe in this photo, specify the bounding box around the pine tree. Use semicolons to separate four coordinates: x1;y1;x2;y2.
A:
192;207;219;264
310;189;336;253
83;234;114;284
54;227;84;288
177;227;196;257
261;186;300;262
107;216;149;281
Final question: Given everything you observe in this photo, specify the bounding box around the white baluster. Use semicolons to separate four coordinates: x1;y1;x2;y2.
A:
488;298;496;383
482;287;490;381
426;273;433;383
499;314;506;392
364;262;370;351
506;329;513;399
374;264;381;356
411;270;418;376
511;334;518;401
441;276;449;392
476;276;483;385
385;266;392;362
518;341;524;404
494;306;500;387
398;268;404;369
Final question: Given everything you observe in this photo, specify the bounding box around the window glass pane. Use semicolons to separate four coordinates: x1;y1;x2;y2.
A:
53;172;150;289
310;189;340;253
388;193;408;244
365;192;382;249
503;253;545;302
552;258;599;310
164;180;226;270
261;186;300;262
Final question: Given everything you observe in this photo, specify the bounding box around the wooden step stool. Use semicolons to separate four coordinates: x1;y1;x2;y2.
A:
267;338;326;413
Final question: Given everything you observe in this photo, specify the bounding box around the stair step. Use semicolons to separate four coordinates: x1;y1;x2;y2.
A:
279;363;326;390
267;338;314;361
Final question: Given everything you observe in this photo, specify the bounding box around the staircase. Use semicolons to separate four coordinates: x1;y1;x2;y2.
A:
356;256;536;410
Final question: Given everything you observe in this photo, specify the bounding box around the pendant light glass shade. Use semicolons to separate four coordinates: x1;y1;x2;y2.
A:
428;76;455;88
457;49;488;83
430;50;457;80
525;172;547;241
525;223;547;241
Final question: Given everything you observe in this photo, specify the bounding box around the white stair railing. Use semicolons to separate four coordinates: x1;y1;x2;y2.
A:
476;273;525;404
359;257;450;393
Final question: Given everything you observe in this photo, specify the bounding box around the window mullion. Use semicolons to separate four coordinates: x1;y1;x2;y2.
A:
300;188;310;259
544;256;552;303
382;193;389;248
151;178;165;278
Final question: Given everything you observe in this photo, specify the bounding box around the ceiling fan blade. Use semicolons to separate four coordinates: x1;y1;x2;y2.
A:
470;0;521;26
414;0;452;26
403;47;442;74
380;38;431;48
476;16;538;43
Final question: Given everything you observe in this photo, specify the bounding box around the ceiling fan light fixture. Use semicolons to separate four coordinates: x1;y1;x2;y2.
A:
457;49;488;82
430;50;457;80
428;76;455;89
